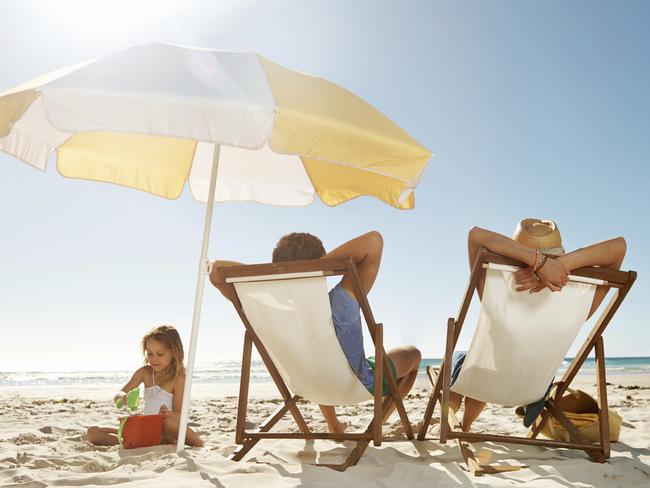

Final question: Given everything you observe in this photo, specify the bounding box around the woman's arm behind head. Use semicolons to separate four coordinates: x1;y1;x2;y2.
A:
558;237;626;272
558;236;627;318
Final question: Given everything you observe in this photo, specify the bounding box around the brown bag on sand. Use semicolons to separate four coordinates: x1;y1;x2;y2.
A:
516;387;623;443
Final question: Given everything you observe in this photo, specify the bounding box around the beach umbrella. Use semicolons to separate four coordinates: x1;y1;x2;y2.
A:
0;42;432;451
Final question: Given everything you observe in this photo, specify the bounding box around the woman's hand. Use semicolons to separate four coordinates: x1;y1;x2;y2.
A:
159;405;169;416
514;268;546;293
536;256;569;291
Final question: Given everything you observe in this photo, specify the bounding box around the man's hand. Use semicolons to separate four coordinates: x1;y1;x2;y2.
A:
209;260;245;304
535;256;569;292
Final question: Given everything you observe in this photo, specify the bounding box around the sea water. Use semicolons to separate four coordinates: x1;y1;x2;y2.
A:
2;357;649;388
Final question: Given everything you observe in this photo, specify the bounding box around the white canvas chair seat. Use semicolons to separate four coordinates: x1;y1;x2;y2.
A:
451;266;596;406
233;275;373;405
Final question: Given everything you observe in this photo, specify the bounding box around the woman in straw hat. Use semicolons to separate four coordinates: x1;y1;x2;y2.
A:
448;219;627;432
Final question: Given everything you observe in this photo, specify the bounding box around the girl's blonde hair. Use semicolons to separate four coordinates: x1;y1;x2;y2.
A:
141;325;185;387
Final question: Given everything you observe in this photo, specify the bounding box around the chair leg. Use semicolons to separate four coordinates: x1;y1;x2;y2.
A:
235;331;253;444
595;337;611;459
529;410;550;440
373;324;383;446
381;346;413;440
392;389;414;440
440;318;455;444
446;408;484;476
375;375;414;441
545;400;605;463
418;364;444;440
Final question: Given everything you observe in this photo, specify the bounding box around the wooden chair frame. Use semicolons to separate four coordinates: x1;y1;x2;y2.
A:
216;257;414;471
417;248;637;475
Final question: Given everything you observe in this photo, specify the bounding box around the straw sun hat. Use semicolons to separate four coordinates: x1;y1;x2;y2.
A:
513;218;565;255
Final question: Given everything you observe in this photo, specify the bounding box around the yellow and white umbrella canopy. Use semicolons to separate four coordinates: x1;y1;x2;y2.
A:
1;42;431;209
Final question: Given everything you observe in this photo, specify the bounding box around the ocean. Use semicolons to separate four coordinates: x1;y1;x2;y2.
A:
2;357;649;388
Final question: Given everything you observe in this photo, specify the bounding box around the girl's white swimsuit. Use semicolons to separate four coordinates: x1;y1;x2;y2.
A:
143;368;173;415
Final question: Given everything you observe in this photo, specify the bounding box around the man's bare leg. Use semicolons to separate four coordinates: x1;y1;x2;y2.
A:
380;346;421;422
319;405;346;434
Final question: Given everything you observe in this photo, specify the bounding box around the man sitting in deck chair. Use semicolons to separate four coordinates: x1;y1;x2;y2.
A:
451;218;627;432
210;231;421;434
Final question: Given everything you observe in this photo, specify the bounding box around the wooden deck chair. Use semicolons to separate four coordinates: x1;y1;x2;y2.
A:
214;257;414;471
417;248;636;475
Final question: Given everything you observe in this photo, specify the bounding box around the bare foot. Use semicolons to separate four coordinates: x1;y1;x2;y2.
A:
322;413;348;435
330;421;350;443
325;420;348;435
332;420;347;434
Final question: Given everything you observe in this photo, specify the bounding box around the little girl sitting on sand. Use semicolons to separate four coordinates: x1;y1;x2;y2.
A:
86;325;204;447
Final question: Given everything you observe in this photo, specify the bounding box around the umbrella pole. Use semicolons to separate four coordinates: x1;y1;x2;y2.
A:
176;143;221;452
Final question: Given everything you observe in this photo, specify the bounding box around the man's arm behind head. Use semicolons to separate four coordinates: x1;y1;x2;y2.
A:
323;231;383;297
209;260;245;304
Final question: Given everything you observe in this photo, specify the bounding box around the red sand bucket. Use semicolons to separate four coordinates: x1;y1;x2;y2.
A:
120;414;165;448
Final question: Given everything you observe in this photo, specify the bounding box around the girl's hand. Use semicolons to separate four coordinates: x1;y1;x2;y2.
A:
114;391;128;407
159;405;169;416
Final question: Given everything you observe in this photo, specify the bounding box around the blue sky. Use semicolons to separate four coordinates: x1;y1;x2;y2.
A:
1;0;648;372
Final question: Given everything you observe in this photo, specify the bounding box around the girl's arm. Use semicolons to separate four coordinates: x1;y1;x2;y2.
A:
168;373;204;446
209;260;245;304
171;373;186;413
468;227;569;294
114;366;146;405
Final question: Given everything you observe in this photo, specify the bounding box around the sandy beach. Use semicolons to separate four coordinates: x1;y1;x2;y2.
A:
1;375;649;488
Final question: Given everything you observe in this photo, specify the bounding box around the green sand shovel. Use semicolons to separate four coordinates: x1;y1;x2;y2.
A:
116;388;140;447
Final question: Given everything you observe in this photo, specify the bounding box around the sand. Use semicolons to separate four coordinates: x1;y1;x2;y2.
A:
1;375;649;487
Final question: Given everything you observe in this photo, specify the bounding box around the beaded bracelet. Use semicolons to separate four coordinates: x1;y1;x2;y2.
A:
533;250;548;273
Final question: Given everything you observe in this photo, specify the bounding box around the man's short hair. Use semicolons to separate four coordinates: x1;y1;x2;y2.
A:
272;232;326;262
